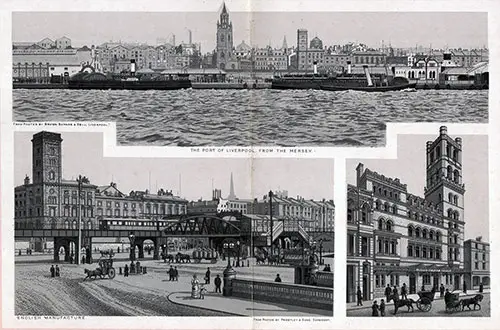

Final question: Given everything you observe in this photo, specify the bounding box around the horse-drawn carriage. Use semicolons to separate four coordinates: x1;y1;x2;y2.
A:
192;248;219;264
445;292;462;313
84;251;116;280
415;291;435;312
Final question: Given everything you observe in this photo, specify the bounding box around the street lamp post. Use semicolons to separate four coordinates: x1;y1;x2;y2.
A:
128;232;136;262
223;240;235;268
269;190;274;259
236;240;240;267
319;239;324;265
76;175;88;265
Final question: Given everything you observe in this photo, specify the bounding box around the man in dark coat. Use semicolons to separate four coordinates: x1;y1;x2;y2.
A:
274;274;282;282
168;266;174;281
50;265;55;278
440;283;445;297
214;274;222;293
444;288;452;305
384;284;392;302
55;265;60;277
371;300;379;316
124;264;129;277
380;299;386;316
205;267;211;284
174;267;179;281
392;285;398;298
463;281;467;293
401;283;408;300
479;282;484;293
356;286;363;306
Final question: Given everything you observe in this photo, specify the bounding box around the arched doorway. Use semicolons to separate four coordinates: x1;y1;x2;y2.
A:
143;239;155;258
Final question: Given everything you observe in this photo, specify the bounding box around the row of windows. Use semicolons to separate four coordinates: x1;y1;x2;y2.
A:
375;274;400;288
373;185;401;201
376;239;397;255
375;200;398;214
407;245;442;260
474;262;487;270
407;211;443;226
408;226;442;241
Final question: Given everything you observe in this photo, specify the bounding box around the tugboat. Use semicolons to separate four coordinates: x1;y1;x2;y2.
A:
68;59;192;90
272;61;415;92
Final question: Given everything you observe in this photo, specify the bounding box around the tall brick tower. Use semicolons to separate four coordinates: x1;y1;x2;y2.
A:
424;126;465;271
216;2;233;70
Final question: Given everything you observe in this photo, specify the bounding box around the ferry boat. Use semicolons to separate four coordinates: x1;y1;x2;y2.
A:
272;63;415;92
68;60;192;90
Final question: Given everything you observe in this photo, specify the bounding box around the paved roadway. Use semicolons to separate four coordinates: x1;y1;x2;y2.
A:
15;255;331;316
347;294;490;317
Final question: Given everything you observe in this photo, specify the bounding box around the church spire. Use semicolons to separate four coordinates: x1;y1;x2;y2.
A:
282;35;288;49
228;172;236;199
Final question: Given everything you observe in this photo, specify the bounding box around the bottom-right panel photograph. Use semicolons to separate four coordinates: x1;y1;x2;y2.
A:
346;126;490;317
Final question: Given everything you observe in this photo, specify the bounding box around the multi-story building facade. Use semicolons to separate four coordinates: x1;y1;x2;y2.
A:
14;131;187;251
215;3;233;70
464;238;490;289
346;126;475;303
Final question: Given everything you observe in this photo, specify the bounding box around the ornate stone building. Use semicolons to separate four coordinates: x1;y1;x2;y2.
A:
215;3;233;70
346;126;479;303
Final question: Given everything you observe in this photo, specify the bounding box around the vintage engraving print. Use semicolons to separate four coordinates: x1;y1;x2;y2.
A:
1;0;499;329
345;128;489;317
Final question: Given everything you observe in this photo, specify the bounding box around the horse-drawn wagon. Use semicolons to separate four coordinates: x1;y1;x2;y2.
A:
192;248;219;264
415;291;435;312
84;251;116;280
445;292;462;313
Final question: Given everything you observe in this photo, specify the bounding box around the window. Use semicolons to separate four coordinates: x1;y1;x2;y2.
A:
361;237;369;256
423;275;431;285
390;241;396;255
483;263;486;270
347;234;355;255
475;252;478;259
386;221;392;231
415;246;420;258
475;262;478;270
415;228;421;238
408;226;413;237
378;219;383;230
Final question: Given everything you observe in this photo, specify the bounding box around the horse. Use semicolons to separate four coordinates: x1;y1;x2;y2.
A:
255;254;267;265
388;294;416;315
460;294;483;311
84;268;102;280
176;253;191;263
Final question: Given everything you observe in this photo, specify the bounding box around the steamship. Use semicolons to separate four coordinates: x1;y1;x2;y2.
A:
68;60;192;90
272;61;416;92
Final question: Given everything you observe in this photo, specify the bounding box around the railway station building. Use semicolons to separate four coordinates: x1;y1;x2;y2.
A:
346;126;488;302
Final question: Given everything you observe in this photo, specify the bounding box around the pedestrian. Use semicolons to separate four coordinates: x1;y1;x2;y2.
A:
371;300;379;317
50;265;55;278
55;265;60;277
440;283;445;297
174;266;179;281
205;267;211;284
479;282;484;293
117;247;120;254
401;283;408;300
274;274;282;282
214;274;222;293
384;284;392;302
168;266;174;281
124;264;129;277
421;284;425;292
444;288;452;305
392;285;398;298
380;299;386;317
463;281;467;293
356;286;363;306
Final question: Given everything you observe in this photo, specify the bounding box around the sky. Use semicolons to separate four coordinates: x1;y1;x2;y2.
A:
346;133;489;242
14;132;334;202
12;11;488;52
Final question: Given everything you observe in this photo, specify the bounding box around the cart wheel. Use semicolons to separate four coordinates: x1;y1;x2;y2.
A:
454;304;461;312
422;301;432;312
108;268;116;279
416;300;423;311
194;258;201;264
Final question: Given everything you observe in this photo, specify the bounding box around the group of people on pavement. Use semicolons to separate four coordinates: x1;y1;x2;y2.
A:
168;266;179;281
49;265;60;277
191;268;223;299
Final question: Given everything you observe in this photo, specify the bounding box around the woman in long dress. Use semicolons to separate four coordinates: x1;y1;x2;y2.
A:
191;274;201;299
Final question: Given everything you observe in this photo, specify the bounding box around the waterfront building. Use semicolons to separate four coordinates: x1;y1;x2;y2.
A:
296;29;309;71
346;126;483;303
215;3;233;70
351;51;386;67
253;46;288;71
12;44;91;81
464;238;490;289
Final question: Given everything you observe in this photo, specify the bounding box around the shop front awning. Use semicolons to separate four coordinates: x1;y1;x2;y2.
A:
374;263;460;274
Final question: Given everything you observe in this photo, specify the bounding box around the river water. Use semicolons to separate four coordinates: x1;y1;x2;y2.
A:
13;89;488;147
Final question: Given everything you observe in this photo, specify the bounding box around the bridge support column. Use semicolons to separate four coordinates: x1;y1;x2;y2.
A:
137;242;144;259
53;237;60;262
153;237;162;260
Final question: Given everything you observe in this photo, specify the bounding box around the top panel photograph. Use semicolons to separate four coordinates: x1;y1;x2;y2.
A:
12;7;488;147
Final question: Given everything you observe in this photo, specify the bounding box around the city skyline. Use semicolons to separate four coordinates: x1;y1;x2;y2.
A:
14;132;334;202
12;11;488;53
346;133;489;241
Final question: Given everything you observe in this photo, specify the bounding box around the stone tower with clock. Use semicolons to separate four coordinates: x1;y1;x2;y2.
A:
216;3;233;70
31;131;63;225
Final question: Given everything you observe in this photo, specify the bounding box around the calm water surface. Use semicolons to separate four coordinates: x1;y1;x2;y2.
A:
13;89;488;147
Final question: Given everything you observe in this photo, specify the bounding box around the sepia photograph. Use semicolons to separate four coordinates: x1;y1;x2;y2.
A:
345;126;489;317
11;8;488;147
13;130;334;316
